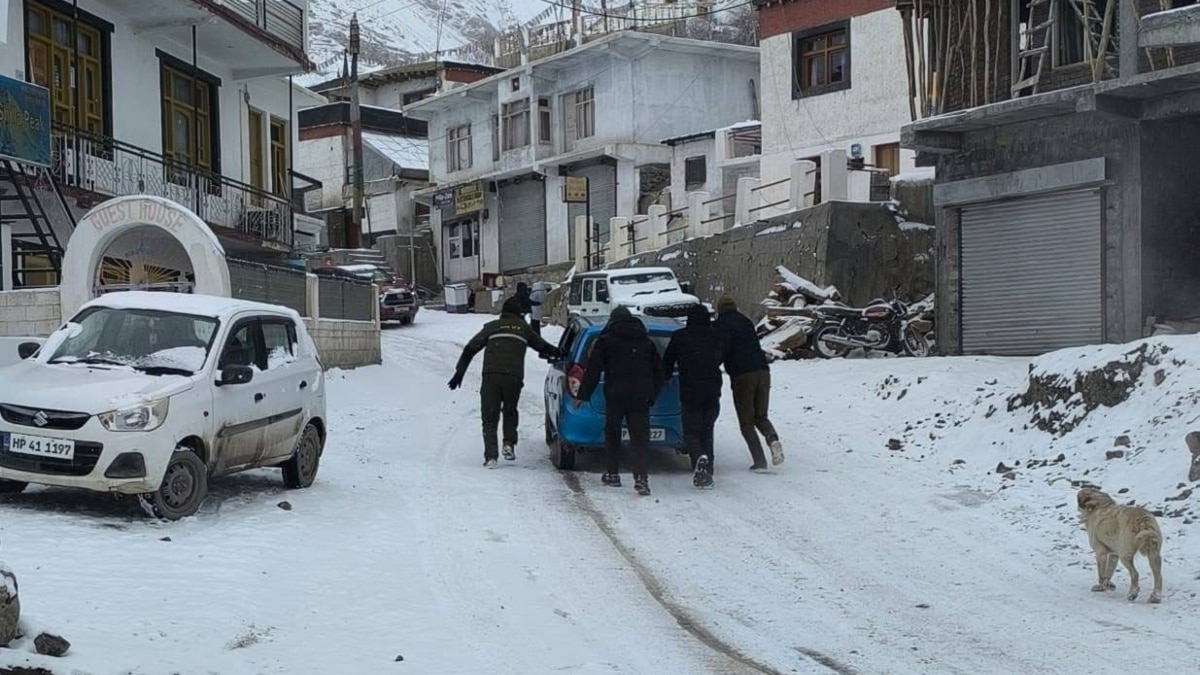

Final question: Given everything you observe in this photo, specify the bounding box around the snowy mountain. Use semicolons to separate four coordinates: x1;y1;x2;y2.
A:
302;0;557;86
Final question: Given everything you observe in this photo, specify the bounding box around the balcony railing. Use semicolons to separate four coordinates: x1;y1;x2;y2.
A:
218;0;306;54
50;123;293;249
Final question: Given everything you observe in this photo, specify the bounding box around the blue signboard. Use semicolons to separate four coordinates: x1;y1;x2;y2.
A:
0;75;51;167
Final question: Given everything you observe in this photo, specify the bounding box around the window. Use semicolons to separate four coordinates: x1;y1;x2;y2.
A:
583;279;594;302
684;156;707;191
160;61;218;178
248;109;266;197
25;1;110;135
1054;1;1086;66
502;98;530;151
491;115;500;162
270;117;288;197
874;143;900;176
402;88;435;105
446;221;477;259
462;220;476;258
538;97;552;144
511;76;521;92
794;25;849;96
574;87;595;140
447;124;472;172
261;321;296;369
219;322;264;371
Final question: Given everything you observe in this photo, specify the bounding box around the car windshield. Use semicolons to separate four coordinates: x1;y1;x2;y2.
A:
580;333;673;365
609;272;675;286
47;306;218;375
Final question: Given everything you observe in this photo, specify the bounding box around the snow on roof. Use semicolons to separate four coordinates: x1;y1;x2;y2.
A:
362;132;429;171
80;291;299;320
661;120;760;146
890;166;936;183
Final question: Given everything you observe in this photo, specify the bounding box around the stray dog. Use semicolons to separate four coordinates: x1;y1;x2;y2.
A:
1076;488;1163;603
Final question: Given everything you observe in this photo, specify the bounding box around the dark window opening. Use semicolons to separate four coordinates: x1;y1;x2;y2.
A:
684;156;706;191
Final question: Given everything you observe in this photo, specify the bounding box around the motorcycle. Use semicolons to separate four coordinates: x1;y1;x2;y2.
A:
809;294;931;359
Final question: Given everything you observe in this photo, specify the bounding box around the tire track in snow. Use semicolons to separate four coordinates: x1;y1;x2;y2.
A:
560;471;855;675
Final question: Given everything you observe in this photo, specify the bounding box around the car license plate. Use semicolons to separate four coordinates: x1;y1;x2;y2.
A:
620;428;666;442
2;432;75;460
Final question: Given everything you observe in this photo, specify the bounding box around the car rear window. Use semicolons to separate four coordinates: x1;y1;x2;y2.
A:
578;333;672;365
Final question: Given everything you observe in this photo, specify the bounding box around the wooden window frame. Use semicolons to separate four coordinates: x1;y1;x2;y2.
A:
23;0;115;140
502;98;530;151
156;50;222;184
538;97;551;145
574;87;595;140
447;124;473;172
269;116;288;198
792;21;851;99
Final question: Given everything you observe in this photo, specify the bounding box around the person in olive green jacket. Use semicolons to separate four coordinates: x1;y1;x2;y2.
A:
448;296;562;467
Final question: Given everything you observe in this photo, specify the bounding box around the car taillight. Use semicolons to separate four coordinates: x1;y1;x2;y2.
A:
567;364;585;397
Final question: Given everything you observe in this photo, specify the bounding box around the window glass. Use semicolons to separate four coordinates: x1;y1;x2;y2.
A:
262;321;296;370
219;322;264;370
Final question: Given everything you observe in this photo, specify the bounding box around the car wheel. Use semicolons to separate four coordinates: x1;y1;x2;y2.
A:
140;449;207;521
283;424;323;489
0;479;27;494
549;429;576;471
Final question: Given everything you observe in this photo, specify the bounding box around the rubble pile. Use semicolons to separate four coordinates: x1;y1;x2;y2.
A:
755;266;840;361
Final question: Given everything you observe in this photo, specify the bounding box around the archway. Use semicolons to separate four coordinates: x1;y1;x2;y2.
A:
60;196;231;319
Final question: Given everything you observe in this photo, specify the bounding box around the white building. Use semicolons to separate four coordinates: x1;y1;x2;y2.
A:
755;0;917;209
0;0;322;290
403;32;759;286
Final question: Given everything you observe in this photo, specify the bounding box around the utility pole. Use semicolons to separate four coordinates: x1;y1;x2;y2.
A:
349;13;365;249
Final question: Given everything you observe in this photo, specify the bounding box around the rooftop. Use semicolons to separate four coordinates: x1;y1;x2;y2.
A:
307;60;507;93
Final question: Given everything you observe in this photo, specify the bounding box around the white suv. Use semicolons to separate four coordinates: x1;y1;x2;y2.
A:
566;267;702;318
0;291;327;520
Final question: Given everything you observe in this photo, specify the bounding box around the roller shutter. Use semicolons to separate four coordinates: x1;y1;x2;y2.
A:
960;189;1103;356
498;179;546;273
567;163;617;250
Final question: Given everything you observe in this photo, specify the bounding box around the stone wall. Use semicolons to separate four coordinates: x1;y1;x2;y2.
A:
544;201;935;325
304;318;382;370
0;289;63;338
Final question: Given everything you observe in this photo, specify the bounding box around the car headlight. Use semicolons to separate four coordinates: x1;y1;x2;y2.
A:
99;398;169;432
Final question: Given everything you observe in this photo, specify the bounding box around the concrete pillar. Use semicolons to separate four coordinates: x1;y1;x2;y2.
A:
574;215;591;271
791;160;817;210
630;214;649;253
688;191;710;238
847;171;872;202
821;149;848;202
610;217;629;261
305;273;319;319
0;223;11;291
735;176;760;227
647;204;668;249
1120;0;1138;81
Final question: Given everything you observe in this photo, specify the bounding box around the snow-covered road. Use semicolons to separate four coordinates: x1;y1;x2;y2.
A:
2;309;1198;674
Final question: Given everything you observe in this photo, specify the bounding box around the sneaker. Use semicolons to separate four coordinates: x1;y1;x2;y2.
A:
769;439;785;466
483;458;498;469
601;473;622;487
502;444;516;461
749;462;769;473
693;457;714;489
634;475;651;496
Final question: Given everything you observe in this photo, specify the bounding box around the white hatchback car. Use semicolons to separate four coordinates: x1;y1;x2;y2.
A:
0;291;327;520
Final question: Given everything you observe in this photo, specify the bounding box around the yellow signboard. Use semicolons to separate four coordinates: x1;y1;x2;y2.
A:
454;182;484;214
563;176;589;203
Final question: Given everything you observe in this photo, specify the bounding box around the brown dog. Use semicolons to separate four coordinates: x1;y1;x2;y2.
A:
1076;488;1163;603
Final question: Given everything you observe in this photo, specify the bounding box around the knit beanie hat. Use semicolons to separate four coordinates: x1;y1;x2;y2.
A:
716;295;738;314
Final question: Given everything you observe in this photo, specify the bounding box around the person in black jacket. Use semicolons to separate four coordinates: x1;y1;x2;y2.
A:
575;307;665;496
514;282;539;326
713;295;784;471
662;303;728;488
449;297;562;467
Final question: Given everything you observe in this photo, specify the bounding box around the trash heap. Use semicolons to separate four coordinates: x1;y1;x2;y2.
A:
755;266;841;361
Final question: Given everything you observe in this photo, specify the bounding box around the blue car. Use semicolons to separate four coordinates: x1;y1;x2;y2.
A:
543;314;687;470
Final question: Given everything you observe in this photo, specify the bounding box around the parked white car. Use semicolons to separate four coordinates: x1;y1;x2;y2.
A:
566;267;701;319
0;291;327;520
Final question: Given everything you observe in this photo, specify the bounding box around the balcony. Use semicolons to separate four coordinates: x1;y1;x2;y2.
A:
102;0;310;78
50;123;293;251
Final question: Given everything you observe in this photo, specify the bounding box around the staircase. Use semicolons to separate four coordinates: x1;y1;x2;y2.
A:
0;160;77;289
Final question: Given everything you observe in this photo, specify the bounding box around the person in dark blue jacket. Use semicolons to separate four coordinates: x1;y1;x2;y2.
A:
663;303;728;487
713;296;784;471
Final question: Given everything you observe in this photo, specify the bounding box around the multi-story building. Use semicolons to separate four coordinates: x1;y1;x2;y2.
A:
755;0;916;208
0;0;322;290
403;31;759;286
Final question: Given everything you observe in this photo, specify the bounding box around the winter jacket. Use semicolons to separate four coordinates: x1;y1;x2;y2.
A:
454;311;560;382
713;308;769;378
515;285;539;317
663;304;728;405
578;312;665;406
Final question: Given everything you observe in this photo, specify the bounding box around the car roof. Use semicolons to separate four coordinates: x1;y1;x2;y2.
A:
80;291;299;321
337;264;384;272
574;266;675;279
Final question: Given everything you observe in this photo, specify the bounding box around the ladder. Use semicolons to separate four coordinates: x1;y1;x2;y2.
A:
0;160;72;288
1013;0;1058;97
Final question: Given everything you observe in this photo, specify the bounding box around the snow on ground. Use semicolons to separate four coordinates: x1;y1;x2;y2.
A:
2;312;1199;673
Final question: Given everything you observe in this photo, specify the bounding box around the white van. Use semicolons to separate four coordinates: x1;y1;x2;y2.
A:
566;267;702;318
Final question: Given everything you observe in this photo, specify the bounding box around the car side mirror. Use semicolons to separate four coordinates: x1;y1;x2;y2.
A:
17;342;40;360
217;364;254;386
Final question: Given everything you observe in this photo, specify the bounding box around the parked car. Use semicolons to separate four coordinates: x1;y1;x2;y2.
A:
313;263;403;293
0;291;327;520
380;286;420;326
566;267;701;319
543;314;686;470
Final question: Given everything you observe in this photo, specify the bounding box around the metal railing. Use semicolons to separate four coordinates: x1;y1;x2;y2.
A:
222;0;306;53
50;123;293;248
317;276;375;321
228;258;308;315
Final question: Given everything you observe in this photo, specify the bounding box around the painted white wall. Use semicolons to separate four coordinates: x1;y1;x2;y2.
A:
297;134;347;211
669;137;718;210
759;9;919;212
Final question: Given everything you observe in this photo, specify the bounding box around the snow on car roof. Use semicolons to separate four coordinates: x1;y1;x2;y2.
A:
80;291;300;321
336;264;384;272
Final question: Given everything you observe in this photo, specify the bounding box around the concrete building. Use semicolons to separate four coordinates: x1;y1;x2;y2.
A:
661;121;762;235
901;0;1200;356
0;0;323;291
402;31;759;287
754;0;917;215
309;60;504;109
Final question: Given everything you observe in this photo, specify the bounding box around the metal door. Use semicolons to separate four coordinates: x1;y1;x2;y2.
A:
498;179;546;272
567;163;617;250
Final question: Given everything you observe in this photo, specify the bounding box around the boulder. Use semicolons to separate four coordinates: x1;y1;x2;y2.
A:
33;632;70;657
0;565;18;647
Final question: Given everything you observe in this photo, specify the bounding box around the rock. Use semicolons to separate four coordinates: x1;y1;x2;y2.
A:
952;459;966;465
1186;432;1200;482
33;632;70;657
887;438;903;451
1002;471;1017;480
1106;450;1126;460
1165;488;1193;502
277;501;293;511
1155;369;1167;386
395;654;405;662
0;566;18;647
995;462;1013;474
1115;435;1131;448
